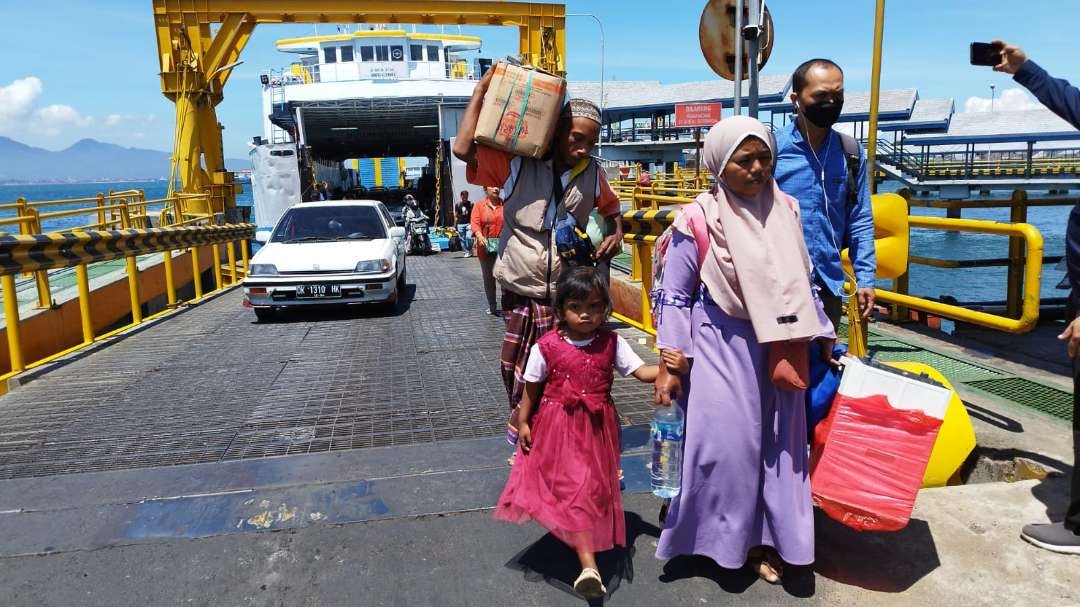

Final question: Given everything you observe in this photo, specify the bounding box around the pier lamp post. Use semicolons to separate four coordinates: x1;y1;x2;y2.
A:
567;13;606;156
991;83;996;112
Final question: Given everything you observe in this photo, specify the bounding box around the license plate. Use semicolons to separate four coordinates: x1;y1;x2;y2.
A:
295;284;342;298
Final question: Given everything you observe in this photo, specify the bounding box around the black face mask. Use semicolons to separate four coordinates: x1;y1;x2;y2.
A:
799;100;843;129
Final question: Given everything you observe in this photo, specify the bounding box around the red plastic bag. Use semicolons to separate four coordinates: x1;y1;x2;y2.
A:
810;394;943;532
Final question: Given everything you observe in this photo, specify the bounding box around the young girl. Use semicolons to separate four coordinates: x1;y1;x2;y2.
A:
494;266;687;599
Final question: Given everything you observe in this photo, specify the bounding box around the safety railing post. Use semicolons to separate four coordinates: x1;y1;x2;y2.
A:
95;193;106;229
119;202;132;229
2;274;24;373
15;198;32;280
1007;190;1028;319
163;250;177;306
629;188;643;282
75;264;94;344
226;241;238;286
241;238;250;277
191;246;204;300
126;255;142;324
640;244;654;335
211;244;224;291
27;209;53;309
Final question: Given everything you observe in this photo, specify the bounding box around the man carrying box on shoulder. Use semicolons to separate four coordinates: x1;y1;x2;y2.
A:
453;67;623;446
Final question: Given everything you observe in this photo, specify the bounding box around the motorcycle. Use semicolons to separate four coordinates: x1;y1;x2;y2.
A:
405;214;433;256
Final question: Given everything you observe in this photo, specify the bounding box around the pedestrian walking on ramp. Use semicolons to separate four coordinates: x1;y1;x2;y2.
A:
493;267;687;599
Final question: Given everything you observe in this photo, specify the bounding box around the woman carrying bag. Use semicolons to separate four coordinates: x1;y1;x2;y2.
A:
472;186;505;316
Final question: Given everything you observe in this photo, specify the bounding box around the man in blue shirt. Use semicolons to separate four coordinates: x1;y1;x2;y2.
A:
774;59;877;330
993;39;1080;555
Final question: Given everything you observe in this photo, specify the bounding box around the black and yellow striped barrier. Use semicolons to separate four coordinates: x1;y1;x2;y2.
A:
620;208;680;242
0;224;254;276
0;222;255;388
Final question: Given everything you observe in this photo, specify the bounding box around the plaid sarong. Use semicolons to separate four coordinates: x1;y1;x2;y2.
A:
500;291;556;438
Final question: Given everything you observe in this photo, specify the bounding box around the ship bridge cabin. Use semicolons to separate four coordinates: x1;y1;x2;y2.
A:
274;29;485;84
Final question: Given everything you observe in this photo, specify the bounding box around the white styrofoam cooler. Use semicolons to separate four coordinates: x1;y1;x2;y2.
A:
837;356;952;419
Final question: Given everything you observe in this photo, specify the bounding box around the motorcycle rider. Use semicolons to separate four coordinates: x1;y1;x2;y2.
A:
403;194;431;254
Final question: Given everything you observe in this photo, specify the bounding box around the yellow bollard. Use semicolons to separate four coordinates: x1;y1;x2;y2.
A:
126;256;142;324
2;274;24;373
211;244;223;291
163;250;176;306
75;264;93;344
886;361;977;487
191;247;204;300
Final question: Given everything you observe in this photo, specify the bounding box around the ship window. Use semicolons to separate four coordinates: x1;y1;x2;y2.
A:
426;45;440;62
390;46;404;62
360;46;374;62
340;45;354;62
410;44;423;61
375;45;389;61
323;47;337;64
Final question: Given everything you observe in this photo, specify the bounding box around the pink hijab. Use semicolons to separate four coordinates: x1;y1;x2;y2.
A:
673;116;819;343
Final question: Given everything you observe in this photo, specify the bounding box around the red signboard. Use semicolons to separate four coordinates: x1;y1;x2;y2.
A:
674;102;723;128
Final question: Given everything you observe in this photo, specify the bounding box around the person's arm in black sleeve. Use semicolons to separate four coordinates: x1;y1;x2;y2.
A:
994;39;1080;130
1014;61;1080;130
1068;206;1080;298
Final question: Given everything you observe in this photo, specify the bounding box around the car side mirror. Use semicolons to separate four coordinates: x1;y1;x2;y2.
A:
389;226;406;239
254;230;271;244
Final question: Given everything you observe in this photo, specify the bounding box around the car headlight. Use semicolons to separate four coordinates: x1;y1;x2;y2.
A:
355;259;392;274
250;264;278;276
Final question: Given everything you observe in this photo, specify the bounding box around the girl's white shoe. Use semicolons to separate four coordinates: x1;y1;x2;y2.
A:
573;567;607;598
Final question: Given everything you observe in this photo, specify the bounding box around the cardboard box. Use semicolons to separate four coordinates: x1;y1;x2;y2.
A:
475;62;566;159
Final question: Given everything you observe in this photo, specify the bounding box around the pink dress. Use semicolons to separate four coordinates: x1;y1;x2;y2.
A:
493;329;626;553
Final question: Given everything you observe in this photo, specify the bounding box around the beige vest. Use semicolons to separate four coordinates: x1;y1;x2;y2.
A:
494;157;598;300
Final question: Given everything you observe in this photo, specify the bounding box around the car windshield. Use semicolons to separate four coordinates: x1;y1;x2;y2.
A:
270;206;386;243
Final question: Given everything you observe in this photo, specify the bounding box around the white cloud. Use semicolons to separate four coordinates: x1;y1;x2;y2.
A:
964;87;1043;113
0;76;43;127
32;104;93;135
103;113;156;128
0;77;164;149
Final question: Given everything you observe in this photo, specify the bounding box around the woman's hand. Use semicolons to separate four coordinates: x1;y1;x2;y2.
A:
654;368;682;406
661;348;690;376
815;336;843;369
475;234;488;250
518;422;532;453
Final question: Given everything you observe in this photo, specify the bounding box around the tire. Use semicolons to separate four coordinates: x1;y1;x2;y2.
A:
254;307;275;323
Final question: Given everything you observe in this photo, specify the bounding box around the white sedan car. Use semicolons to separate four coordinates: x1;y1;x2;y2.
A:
242;200;406;321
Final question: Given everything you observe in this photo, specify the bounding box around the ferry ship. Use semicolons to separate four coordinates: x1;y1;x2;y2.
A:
249;26;493;233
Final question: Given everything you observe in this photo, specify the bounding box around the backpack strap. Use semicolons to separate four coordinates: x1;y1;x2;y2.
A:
838;132;862;207
680;201;710;267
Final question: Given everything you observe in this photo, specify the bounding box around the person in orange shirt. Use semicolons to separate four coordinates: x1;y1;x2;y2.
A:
471;185;505;316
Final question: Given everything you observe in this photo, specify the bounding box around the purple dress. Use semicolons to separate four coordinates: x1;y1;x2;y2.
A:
654;232;826;568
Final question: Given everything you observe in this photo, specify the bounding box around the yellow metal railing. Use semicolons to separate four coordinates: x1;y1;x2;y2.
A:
0;207;250;388
0;191;218;311
874;215;1044;334
617;190;1046;343
0;223;253;392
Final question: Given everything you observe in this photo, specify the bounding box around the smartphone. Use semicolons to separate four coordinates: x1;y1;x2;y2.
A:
970;42;1002;66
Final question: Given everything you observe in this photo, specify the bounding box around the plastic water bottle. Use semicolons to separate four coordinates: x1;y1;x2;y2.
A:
650;406;684;498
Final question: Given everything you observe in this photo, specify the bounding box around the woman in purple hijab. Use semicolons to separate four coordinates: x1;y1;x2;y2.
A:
653;116;834;583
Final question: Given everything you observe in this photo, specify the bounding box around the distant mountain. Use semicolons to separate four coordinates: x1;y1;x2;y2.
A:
0;137;248;183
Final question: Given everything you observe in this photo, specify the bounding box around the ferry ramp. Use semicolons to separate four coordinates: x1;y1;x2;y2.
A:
0;253;658;480
0;247;1076;606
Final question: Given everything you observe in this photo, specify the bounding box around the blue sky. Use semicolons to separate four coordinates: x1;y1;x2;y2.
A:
0;1;1077;158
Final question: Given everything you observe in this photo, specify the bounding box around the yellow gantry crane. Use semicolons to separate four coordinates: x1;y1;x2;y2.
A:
152;0;568;217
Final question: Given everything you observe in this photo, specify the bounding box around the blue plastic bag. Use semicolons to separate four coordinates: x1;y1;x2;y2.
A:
806;343;846;440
